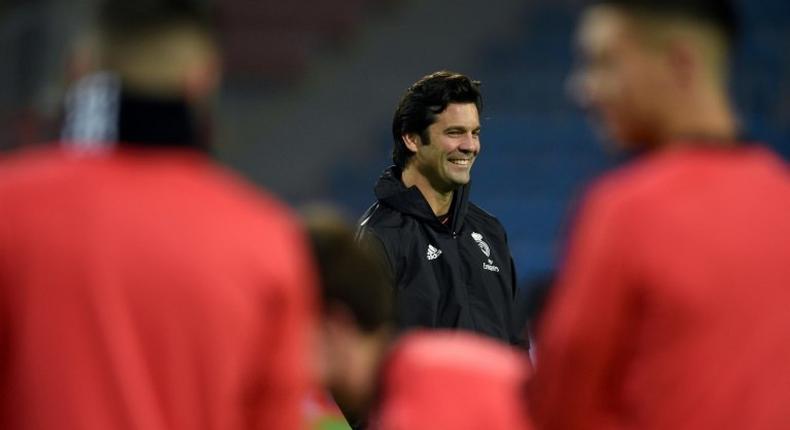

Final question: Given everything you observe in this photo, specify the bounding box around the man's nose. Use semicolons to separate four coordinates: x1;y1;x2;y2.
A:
458;133;479;153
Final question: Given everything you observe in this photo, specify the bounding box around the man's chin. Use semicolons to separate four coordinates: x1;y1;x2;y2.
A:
596;123;647;154
430;172;470;193
450;175;471;188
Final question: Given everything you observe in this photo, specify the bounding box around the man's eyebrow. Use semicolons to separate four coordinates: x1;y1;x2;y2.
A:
443;125;481;132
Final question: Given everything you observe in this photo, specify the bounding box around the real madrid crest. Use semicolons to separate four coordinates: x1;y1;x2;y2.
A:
471;232;490;257
472;232;500;272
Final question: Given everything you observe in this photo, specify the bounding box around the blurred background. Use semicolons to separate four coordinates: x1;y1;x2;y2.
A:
1;0;788;285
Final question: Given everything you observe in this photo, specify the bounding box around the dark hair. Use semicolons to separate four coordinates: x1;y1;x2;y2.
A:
308;220;393;333
391;71;482;169
98;0;215;42
591;0;738;46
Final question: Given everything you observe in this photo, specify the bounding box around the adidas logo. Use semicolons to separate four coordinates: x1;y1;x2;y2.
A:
426;244;442;261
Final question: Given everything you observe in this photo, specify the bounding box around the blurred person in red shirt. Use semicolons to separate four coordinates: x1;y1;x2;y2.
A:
0;1;315;429
308;215;532;430
529;0;790;429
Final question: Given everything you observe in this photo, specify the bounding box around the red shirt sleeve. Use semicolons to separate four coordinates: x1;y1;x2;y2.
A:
528;184;641;430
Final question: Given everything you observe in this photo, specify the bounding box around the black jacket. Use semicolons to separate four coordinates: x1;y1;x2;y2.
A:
357;167;524;346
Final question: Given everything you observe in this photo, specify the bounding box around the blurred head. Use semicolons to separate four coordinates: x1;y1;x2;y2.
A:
307;215;394;420
392;71;482;192
96;0;220;102
570;0;738;150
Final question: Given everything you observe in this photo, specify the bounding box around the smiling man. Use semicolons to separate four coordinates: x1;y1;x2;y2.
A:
357;71;523;347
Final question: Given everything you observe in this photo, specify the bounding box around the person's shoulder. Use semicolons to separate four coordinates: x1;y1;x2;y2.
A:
198;161;302;232
388;330;528;379
103;147;301;229
0;146;76;187
0;146;118;207
586;147;784;212
358;201;408;233
467;202;501;223
130;148;303;235
592;154;670;195
468;202;506;225
188;160;311;282
467;203;509;237
357;202;407;262
581;151;692;212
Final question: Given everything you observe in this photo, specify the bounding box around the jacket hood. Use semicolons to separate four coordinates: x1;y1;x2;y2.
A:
373;166;470;233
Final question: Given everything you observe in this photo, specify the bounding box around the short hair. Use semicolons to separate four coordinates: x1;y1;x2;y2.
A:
391;71;482;169
591;0;739;46
97;0;215;44
308;219;394;333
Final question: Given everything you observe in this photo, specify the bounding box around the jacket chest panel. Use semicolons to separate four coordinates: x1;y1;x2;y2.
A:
407;224;507;284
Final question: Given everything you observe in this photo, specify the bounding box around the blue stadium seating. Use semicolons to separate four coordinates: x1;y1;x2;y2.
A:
333;0;790;283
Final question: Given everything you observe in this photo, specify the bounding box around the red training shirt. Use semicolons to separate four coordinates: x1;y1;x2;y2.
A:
0;147;316;429
529;144;790;429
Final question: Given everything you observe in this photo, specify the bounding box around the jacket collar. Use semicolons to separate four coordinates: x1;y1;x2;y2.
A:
374;166;470;233
60;72;207;152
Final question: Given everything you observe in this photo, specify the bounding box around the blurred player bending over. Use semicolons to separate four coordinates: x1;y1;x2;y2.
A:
0;1;315;428
529;0;790;429
309;215;532;430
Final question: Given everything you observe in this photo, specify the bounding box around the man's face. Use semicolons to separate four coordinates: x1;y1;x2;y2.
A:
572;6;670;150
409;102;481;193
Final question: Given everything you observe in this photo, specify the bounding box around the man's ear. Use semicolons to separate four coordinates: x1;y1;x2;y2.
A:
666;37;697;89
402;133;422;154
324;302;360;338
183;49;221;104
